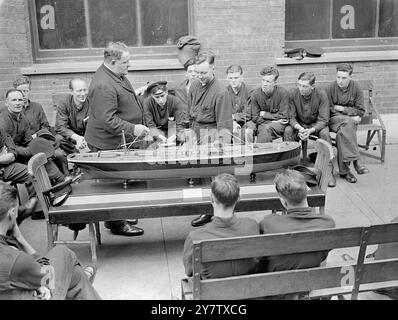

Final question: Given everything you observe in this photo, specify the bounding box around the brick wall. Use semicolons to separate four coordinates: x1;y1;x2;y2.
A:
1;0;398;123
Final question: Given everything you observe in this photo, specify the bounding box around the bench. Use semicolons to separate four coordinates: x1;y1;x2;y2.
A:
27;139;332;265
281;80;386;163
181;222;398;300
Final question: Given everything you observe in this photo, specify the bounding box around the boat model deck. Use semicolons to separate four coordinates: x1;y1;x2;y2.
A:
67;141;301;180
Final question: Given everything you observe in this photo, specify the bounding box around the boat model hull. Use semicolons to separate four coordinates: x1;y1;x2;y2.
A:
67;142;301;180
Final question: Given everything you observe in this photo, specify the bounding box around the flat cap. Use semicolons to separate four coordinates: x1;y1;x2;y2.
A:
146;81;168;95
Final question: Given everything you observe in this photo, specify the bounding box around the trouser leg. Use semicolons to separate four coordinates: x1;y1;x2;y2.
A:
45;245;101;300
53;147;69;175
45;159;65;185
257;122;287;143
283;125;297;142
2;162;36;198
329;116;359;175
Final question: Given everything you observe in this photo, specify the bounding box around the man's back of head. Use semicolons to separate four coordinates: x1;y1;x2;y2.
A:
211;173;240;215
274;169;308;209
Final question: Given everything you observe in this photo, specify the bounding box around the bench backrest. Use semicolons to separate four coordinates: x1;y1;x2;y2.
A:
279;79;374;125
192;222;398;300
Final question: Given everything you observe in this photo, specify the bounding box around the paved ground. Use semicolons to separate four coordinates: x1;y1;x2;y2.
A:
20;114;398;300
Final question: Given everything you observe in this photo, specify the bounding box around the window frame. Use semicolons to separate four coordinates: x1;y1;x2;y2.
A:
28;0;194;63
284;0;398;52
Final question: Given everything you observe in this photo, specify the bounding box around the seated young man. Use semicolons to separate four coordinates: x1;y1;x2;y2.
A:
249;66;289;143
13;76;68;174
0;181;101;300
183;173;259;279
143;81;188;144
0;89;65;186
284;72;336;187
325;63;369;184
258;169;335;274
55;78;89;154
225;64;256;144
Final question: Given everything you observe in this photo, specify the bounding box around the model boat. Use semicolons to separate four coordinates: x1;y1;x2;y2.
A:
67;141;301;180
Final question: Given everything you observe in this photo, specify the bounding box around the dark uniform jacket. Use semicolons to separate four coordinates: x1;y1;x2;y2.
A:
226;82;252;126
85;64;145;150
55;94;89;139
289;87;330;133
143;94;187;135
171;79;190;108
189;78;233;134
22;100;50;134
0;127;18;160
183;215;259;279
0;109;32;158
325;80;365;117
250;85;289;125
259;207;335;272
0;235;43;294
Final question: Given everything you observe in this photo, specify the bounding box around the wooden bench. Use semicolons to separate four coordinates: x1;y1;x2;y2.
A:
281;80;386;163
27;139;332;264
181;222;398;300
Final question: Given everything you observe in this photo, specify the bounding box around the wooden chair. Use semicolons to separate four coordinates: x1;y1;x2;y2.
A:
181;222;398;300
27;152;100;266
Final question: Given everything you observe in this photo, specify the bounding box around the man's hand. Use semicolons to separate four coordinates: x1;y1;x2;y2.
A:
32;133;37;139
334;105;345;112
351;116;362;124
233;121;241;133
34;286;51;300
272;119;289;125
157;134;167;143
133;124;150;137
72;134;87;150
260;111;266;118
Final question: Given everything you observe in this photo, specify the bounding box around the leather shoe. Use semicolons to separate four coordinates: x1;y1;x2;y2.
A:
126;219;138;225
328;175;336;188
340;172;357;183
354;162;369;175
31;210;45;220
110;222;144;237
191;214;212;227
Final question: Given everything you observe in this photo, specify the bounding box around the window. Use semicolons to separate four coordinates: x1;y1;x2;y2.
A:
29;0;191;62
285;0;398;51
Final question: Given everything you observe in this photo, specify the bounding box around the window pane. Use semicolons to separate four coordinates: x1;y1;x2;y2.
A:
379;0;398;37
88;0;137;48
35;0;87;49
332;0;376;38
285;0;330;41
141;0;189;46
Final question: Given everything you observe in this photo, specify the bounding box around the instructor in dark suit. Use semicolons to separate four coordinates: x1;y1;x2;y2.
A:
85;42;150;237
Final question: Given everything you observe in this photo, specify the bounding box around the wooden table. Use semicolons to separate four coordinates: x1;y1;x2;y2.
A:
49;172;326;225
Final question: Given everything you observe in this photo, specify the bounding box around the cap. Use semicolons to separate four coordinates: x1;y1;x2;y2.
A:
146;81;168;95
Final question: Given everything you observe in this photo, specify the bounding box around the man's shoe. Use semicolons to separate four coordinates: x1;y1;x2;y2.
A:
340;172;357;183
191;214;212;227
328;175;336;188
126;219;138;226
31;210;45;220
354;161;369;175
110;222;144;237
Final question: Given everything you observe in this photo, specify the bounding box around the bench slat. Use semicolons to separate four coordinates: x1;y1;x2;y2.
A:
197;259;398;300
199;226;364;262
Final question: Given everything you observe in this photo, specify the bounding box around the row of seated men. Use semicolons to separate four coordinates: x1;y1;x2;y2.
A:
183;172;398;300
0;76;74;228
1;44;368;237
1;170;396;300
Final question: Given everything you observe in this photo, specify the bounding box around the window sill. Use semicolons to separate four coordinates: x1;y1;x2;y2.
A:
21;58;184;75
275;50;398;65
